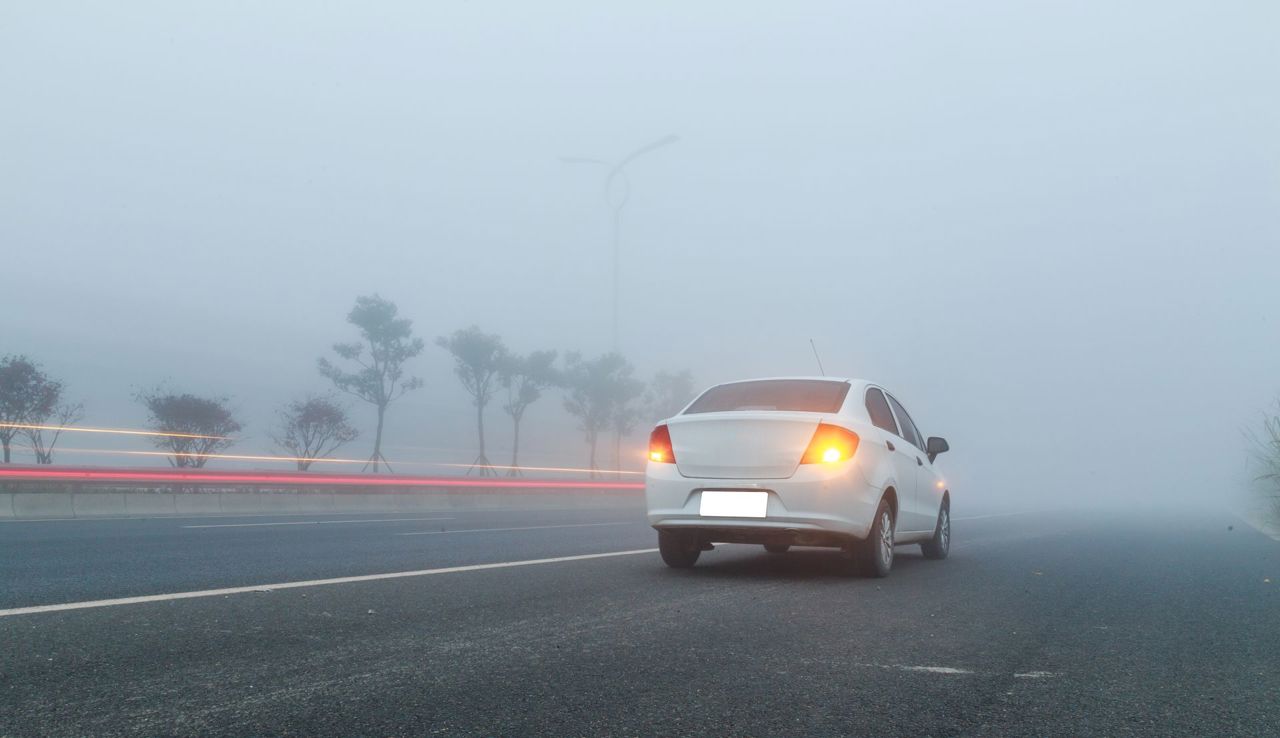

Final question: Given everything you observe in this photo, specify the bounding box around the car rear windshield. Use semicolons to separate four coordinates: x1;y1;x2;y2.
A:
683;380;851;414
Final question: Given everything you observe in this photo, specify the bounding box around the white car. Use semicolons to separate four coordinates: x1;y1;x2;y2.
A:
645;377;951;577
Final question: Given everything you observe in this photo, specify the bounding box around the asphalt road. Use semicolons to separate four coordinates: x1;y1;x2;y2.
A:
2;502;1277;736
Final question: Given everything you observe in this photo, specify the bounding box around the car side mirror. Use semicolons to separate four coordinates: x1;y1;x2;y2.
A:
926;436;949;463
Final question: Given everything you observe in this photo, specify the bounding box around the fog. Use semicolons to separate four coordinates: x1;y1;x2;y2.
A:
3;2;1278;508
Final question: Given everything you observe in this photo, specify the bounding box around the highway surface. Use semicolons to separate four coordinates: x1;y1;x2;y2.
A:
2;502;1278;736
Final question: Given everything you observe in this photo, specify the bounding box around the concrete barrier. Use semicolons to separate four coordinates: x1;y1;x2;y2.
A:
0;489;643;520
175;493;224;515
12;493;76;519
72;493;128;517
124;493;178;516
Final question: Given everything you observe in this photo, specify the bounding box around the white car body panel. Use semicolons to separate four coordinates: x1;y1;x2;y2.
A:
645;377;948;547
669;411;820;479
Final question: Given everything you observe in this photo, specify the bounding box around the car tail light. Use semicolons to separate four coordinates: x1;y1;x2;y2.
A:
648;424;676;464
800;423;860;464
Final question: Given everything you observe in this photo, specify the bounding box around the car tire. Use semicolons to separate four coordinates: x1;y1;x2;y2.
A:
763;543;791;554
920;500;950;560
848;498;895;578
658;530;701;568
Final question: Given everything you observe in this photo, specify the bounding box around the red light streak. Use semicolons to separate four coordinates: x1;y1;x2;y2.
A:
0;465;644;491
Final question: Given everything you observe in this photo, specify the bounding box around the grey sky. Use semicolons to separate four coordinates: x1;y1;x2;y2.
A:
3;2;1278;504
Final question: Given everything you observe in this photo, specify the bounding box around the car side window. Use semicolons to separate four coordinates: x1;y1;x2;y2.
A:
887;394;924;450
864;388;899;435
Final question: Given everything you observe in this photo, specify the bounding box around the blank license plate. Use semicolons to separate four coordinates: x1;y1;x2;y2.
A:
699;491;768;518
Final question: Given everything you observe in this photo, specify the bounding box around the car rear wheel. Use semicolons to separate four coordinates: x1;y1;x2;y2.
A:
847;498;894;578
658;530;701;568
920;500;950;560
763;543;791;554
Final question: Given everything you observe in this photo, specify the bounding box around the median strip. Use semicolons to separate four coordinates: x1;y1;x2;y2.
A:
0;548;659;618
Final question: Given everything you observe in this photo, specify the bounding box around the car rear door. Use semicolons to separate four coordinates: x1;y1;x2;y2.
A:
884;392;935;533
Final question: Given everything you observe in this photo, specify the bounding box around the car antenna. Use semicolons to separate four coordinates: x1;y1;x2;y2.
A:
809;338;826;376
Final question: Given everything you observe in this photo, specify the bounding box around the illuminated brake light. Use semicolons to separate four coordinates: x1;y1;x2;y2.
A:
801;424;860;464
648;424;676;464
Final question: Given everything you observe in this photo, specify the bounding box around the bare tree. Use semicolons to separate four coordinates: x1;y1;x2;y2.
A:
23;402;84;464
437;326;508;475
136;390;240;467
562;352;639;477
498;350;558;475
0;355;62;463
272;396;359;471
318;295;424;472
645;369;696;422
1248;400;1280;519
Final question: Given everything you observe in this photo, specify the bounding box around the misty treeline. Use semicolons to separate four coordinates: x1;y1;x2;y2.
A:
0;295;696;475
316;295;695;476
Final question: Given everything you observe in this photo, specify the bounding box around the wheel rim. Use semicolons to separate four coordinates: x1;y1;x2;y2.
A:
879;510;894;565
940;508;950;550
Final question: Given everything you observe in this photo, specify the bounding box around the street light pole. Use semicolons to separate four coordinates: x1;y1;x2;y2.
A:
562;134;679;350
608;172;629;350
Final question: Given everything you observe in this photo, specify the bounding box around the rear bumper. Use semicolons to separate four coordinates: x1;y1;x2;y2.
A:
644;461;882;545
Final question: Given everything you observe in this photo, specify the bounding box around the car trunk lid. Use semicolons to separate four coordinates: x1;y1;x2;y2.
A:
667;411;822;479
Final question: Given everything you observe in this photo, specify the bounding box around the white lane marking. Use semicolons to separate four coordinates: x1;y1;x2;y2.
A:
183;517;454;529
858;663;1060;678
0;548;660;618
894;665;975;675
952;511;1046;521
398;522;637;536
